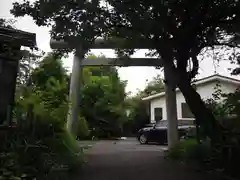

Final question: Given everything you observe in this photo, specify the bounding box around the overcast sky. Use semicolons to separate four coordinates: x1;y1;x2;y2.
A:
1;0;239;94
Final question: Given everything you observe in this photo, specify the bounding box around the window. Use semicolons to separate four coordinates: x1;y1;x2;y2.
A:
154;108;163;122
181;103;194;118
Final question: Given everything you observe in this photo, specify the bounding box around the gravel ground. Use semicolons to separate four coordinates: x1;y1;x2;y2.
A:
76;138;211;180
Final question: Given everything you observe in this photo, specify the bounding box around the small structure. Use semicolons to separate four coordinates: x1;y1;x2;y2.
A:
0;27;36;124
142;74;240;124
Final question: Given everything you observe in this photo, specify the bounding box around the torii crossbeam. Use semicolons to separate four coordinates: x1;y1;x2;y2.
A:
50;37;178;148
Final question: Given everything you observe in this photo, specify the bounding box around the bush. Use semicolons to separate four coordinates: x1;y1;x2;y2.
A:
76;116;90;140
167;89;240;179
0;104;84;180
168;135;240;178
167;139;211;163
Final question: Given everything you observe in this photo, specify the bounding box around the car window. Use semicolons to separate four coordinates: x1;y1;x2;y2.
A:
155;120;194;127
145;123;155;127
156;120;168;127
178;120;194;126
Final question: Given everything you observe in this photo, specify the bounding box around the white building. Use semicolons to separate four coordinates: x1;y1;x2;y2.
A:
142;74;240;124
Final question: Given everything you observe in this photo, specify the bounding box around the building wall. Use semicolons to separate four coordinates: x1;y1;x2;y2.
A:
150;80;239;123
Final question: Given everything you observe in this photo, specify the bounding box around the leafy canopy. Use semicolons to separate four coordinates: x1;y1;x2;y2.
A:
80;55;127;137
11;0;240;77
141;75;164;97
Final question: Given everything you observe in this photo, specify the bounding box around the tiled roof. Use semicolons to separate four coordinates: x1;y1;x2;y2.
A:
0;27;36;47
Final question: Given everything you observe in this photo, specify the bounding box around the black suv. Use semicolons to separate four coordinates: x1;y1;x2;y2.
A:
137;120;195;144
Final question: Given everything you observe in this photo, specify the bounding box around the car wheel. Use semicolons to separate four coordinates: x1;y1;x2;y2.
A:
139;134;148;144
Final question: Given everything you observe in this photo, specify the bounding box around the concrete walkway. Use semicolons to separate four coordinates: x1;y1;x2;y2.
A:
77;139;211;180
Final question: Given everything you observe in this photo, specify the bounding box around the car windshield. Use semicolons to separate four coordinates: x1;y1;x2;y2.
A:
155;120;195;127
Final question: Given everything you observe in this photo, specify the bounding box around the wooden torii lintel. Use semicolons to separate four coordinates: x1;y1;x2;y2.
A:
81;58;163;66
50;38;152;49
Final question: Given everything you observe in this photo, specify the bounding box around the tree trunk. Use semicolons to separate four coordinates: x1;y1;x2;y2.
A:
177;74;221;142
163;60;221;142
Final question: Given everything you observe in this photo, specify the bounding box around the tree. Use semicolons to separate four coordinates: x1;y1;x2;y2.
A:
141;74;164;97
16;53;69;112
232;57;240;75
124;94;149;135
0;18;15;28
80;64;127;138
15;52;127;139
0;18;43;95
0;18;18;58
4;53;82;180
11;0;240;141
124;75;164;134
16;51;40;87
31;53;68;89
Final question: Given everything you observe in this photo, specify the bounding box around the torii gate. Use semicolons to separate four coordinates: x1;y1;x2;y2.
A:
50;38;178;148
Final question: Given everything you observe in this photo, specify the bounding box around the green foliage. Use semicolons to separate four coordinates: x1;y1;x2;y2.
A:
9;82;80;179
141;75;165;97
76;116;90;140
224;89;240;118
80;75;126;138
80;57;127;138
0;105;83;180
171;132;240;178
167;139;211;164
4;52;84;179
170;88;240;178
16;78;69;122
16;51;127;140
205;86;240;125
123;75;164;135
204;84;230;120
124;96;149;134
17;53;69;112
31;53;68;90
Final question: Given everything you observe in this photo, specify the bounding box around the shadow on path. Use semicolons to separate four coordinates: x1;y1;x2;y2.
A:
76;140;210;180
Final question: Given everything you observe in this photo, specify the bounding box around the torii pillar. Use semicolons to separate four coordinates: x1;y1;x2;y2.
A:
164;66;178;148
66;48;84;132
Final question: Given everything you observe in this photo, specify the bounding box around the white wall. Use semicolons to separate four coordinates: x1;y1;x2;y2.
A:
150;80;239;123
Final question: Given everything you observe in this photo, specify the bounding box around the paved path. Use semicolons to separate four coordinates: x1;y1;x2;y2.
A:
77;139;211;180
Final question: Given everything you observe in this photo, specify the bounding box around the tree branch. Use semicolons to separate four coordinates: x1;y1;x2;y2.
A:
211;42;240;48
189;55;199;79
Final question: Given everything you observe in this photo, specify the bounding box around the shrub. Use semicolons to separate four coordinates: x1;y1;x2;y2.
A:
167;89;240;179
0;104;84;180
76;116;90;140
167;139;211;163
184;127;197;139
